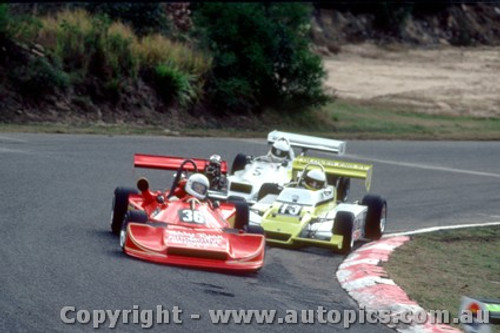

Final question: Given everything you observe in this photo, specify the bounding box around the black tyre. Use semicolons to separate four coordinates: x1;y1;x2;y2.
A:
110;187;139;235
257;183;282;201
336;177;351;202
227;195;246;202
231;153;248;174
362;194;387;240
230;200;250;230
246;224;265;235
333;211;354;254
120;210;148;249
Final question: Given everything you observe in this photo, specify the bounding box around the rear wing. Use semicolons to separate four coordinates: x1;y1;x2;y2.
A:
267;130;346;155
134;154;228;173
291;155;372;191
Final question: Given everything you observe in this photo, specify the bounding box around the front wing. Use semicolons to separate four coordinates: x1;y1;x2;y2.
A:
122;223;265;272
263;228;344;251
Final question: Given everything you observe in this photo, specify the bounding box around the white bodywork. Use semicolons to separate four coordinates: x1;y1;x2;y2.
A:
267;130;346;155
209;130;346;204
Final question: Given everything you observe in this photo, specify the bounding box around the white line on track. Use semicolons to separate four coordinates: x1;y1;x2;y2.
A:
0;135;28;143
345;154;500;179
384;221;500;237
0;147;29;154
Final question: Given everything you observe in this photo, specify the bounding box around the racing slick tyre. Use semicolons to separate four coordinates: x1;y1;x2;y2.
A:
111;187;139;235
333;212;355;254
257;183;282;201
120;210;148;250
227;195;246;202
336;177;351;202
362;194;387;240
246;224;265;235
230;200;250;230
231;153;249;174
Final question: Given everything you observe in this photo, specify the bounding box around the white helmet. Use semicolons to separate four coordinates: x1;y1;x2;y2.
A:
185;173;209;200
270;138;291;161
303;169;326;191
209;154;222;165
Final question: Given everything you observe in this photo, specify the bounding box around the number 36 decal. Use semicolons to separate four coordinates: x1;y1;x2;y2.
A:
179;209;205;223
279;204;301;216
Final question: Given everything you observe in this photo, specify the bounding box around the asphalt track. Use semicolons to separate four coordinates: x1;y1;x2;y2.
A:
1;133;499;332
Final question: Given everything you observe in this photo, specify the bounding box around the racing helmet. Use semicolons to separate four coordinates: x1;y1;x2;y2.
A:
303;169;326;191
185;173;210;200
209;154;222;165
270;138;291;161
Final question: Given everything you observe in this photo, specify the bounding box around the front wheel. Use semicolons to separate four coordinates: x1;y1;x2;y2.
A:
230;200;250;230
333;212;354;254
110;187;138;235
231;153;249;174
362;194;387;240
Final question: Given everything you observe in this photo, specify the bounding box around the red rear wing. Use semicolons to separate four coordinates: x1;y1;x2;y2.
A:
134;154;228;173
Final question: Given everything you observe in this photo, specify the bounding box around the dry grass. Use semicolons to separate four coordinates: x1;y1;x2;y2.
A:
37;9;93;49
7;7;213;106
132;34;212;76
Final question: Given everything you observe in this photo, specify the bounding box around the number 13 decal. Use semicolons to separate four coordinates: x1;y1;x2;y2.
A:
279;204;301;216
179;209;205;223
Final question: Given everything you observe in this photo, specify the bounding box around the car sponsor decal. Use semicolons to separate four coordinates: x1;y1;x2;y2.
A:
166;230;224;248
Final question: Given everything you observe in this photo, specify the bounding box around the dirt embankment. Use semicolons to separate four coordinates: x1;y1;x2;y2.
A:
312;3;500;118
323;44;500;118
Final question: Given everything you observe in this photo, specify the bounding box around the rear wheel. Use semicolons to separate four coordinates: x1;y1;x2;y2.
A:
333;212;354;254
362;194;387;240
336;177;351;202
120;210;148;249
110;187;138;235
257;183;282;201
231;153;248;174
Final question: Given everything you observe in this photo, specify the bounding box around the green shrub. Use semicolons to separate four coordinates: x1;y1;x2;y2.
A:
10;56;69;99
35;10;140;96
154;63;196;107
192;3;328;114
1;4;9;37
3;7;210;107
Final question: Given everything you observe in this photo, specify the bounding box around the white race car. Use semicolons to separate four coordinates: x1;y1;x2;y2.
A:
209;130;347;205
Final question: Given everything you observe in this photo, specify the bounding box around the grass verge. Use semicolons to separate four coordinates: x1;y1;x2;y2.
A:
384;226;500;330
322;100;500;140
1;99;500;139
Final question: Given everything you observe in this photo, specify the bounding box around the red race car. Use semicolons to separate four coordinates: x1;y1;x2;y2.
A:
110;155;266;273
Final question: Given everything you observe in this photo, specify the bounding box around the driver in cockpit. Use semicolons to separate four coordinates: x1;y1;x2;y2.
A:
301;169;326;191
183;173;210;200
265;138;293;164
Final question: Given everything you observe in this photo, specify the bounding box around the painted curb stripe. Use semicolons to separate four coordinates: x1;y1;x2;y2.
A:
336;233;466;333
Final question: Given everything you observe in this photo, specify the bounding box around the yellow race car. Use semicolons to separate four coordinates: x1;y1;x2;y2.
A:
249;155;387;253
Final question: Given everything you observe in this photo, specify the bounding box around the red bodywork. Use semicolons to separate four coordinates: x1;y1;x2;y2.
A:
134;154;228;173
121;155;264;272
